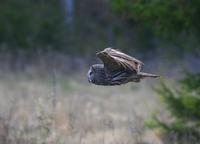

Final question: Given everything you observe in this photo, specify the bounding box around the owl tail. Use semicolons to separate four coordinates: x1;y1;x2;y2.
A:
138;72;160;79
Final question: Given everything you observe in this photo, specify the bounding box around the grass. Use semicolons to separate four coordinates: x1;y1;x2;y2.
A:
0;70;162;144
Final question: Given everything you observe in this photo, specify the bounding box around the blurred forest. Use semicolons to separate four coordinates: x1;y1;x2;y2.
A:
0;0;200;144
1;0;200;54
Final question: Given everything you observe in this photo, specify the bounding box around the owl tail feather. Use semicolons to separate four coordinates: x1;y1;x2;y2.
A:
138;72;160;79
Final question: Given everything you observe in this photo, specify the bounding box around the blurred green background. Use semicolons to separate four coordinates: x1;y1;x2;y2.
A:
0;0;200;144
1;0;200;54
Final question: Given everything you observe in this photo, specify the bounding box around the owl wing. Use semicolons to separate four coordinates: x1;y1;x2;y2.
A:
96;48;144;73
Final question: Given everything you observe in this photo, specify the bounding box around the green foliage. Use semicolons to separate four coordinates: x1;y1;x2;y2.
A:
0;0;66;51
109;0;200;50
110;0;200;35
180;73;200;93
152;74;200;143
1;0;200;53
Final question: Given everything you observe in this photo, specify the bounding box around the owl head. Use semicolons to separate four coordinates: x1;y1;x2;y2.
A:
87;64;105;84
87;66;95;83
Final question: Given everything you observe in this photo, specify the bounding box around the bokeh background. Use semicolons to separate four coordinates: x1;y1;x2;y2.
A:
0;0;200;144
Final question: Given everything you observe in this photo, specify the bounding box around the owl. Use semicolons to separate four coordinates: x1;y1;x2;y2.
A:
87;48;159;86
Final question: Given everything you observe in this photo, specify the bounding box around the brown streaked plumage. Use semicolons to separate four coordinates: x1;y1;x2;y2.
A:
87;48;159;86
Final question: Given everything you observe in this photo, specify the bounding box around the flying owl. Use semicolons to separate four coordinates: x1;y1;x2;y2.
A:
87;48;159;86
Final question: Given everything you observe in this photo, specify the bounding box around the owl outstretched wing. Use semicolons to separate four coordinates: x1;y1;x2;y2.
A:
96;48;143;73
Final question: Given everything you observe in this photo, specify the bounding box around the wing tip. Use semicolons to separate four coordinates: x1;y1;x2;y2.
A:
97;47;114;57
104;47;113;52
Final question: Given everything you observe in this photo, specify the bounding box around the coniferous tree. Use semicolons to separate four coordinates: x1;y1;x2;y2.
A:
151;73;200;144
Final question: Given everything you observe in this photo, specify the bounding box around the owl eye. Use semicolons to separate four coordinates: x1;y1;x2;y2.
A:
89;71;93;75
